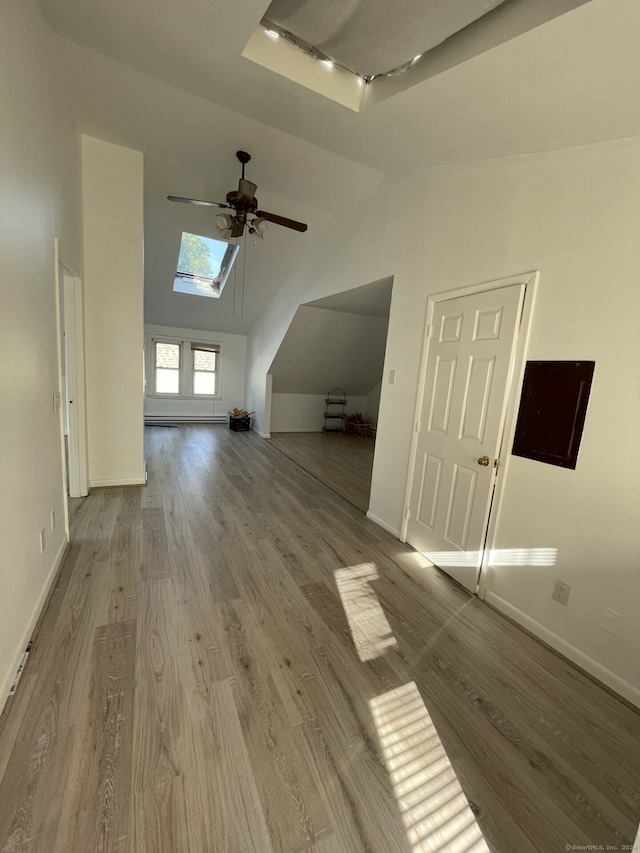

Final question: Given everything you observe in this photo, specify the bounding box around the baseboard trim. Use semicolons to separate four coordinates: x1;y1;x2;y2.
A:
484;591;640;710
145;415;227;424
366;511;400;539
269;428;321;433
89;477;147;487
0;536;70;712
255;430;271;439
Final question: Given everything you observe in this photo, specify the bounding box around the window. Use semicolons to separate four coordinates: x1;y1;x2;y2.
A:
150;337;221;398
172;232;239;299
154;341;180;394
192;344;218;395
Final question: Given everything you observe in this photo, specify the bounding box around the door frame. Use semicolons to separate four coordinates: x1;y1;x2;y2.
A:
54;239;89;514
401;271;538;595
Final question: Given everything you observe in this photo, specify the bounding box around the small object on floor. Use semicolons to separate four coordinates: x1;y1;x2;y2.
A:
345;411;370;436
229;408;255;431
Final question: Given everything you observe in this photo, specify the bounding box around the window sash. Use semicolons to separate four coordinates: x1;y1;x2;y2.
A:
192;344;218;395
154;341;181;394
148;337;221;398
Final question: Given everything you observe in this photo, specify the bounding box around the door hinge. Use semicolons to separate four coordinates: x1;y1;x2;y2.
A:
415;420;421;433
427;323;433;339
494;458;500;470
405;507;411;520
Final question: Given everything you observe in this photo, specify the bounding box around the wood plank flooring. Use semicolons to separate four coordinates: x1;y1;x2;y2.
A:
268;431;375;512
1;424;639;852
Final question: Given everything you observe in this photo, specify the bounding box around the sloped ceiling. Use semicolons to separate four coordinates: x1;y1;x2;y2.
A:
269;306;389;395
37;0;640;334
304;278;393;319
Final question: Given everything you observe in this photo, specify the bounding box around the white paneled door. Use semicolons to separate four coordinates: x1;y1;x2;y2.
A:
406;284;524;592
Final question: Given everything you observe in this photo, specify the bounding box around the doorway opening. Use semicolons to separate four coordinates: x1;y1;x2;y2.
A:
267;277;393;512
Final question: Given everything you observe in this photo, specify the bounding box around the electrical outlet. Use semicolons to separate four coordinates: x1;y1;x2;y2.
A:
600;607;621;636
552;579;571;606
39;528;46;553
50;509;56;532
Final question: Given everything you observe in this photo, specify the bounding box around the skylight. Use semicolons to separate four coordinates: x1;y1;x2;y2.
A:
173;232;239;299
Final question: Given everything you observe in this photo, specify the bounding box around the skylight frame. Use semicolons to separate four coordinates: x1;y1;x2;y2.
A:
173;231;240;299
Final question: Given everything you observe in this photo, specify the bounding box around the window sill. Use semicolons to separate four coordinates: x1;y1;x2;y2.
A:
148;393;221;401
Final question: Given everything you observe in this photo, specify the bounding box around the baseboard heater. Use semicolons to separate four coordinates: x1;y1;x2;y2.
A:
145;415;228;424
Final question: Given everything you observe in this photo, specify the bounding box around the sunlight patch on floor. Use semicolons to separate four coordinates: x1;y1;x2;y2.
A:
411;547;557;569
371;682;490;853
334;563;397;662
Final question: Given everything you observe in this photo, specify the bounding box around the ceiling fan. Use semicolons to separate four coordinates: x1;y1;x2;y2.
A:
168;150;308;242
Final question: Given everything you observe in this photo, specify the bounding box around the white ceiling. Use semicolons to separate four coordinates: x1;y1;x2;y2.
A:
37;0;640;333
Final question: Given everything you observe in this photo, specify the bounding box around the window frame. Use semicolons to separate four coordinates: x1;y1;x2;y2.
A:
153;339;182;396
191;342;219;397
148;335;222;400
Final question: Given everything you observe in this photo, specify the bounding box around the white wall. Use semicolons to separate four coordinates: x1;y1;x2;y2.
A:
248;136;640;705
362;381;382;429
0;0;83;706
375;138;640;704
144;323;246;420
83;136;145;487
270;393;367;432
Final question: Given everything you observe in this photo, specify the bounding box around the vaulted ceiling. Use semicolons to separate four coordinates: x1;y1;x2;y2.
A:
37;0;640;333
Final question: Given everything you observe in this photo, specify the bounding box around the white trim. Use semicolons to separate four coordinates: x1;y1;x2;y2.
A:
484;591;640;710
54;237;89;502
366;511;400;538
268;428;320;433
256;430;271;439
64;273;90;497
426;273;535;304
401;272;538;594
145;415;227;424
53;239;70;535
478;272;539;596
54;239;89;505
89;477;147;487
0;537;69;711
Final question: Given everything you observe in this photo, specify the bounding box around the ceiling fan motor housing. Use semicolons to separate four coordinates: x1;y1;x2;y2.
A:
226;190;258;211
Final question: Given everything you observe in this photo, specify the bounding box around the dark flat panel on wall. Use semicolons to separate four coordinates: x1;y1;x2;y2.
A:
512;361;595;469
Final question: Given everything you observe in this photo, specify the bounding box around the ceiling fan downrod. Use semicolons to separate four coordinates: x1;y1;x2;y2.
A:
236;150;251;180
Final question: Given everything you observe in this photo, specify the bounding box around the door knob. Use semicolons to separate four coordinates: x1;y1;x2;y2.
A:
477;456;490;467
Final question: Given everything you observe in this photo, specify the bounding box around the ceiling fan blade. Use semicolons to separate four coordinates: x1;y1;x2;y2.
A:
167;195;229;208
255;210;308;232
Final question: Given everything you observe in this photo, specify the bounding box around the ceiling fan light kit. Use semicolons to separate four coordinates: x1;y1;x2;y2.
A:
168;151;307;243
249;216;268;244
